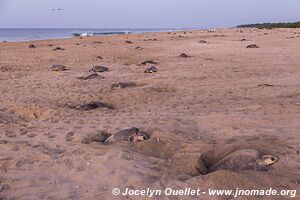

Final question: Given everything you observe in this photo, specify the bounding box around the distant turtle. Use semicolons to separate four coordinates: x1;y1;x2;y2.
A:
29;44;36;48
144;66;158;73
79;102;113;110
50;64;67;71
111;82;136;89
141;60;158;65
208;149;278;173
104;127;150;144
199;40;207;44
247;44;260;48
78;73;104;80
53;47;65;51
179;53;190;58
89;66;109;73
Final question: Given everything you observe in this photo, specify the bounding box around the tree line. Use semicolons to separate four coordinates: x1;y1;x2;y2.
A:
237;21;300;29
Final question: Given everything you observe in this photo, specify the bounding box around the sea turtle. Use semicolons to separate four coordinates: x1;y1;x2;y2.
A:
53;47;65;51
141;60;158;65
104;127;150;144
79;102;113;110
111;82;136;89
208;149;278;173
78;73;104;80
89;66;109;73
50;64;67;71
179;53;190;58
247;44;260;48
144;66;158;73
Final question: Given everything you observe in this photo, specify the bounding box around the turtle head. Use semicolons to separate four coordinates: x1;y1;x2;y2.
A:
260;155;279;166
130;135;145;142
137;131;150;140
129;131;150;142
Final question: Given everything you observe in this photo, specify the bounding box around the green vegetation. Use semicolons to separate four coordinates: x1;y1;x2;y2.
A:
237;21;300;29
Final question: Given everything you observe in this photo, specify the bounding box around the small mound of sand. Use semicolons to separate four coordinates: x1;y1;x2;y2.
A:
8;104;60;121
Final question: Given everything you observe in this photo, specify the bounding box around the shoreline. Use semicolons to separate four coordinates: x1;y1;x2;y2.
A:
4;27;298;43
0;28;194;42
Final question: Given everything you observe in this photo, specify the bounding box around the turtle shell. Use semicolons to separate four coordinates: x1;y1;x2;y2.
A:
209;149;259;172
113;127;139;141
89;66;109;73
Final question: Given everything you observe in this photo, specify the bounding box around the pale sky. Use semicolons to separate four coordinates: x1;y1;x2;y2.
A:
0;0;299;28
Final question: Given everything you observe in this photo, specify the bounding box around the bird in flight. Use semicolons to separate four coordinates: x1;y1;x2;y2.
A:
52;8;64;11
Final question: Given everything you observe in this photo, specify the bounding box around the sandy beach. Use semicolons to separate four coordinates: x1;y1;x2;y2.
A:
0;28;300;200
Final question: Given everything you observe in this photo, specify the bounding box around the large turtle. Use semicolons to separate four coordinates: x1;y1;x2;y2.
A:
104;127;150;144
208;149;278;173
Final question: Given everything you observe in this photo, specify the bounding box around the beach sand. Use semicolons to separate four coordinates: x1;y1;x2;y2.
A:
0;28;300;200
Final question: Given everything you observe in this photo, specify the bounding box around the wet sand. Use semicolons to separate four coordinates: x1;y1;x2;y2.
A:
0;28;300;200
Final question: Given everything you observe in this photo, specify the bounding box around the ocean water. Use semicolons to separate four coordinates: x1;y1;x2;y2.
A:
0;28;177;42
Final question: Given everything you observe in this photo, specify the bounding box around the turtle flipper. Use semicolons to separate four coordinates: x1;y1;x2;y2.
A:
254;160;269;171
104;136;117;144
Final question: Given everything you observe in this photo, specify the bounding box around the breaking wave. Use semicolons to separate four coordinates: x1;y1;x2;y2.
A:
72;31;131;37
